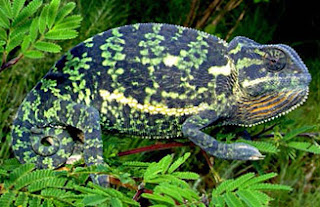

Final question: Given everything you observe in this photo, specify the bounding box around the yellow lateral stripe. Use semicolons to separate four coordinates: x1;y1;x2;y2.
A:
99;89;208;116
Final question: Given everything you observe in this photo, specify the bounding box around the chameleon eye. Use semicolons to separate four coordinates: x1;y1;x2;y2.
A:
262;48;287;71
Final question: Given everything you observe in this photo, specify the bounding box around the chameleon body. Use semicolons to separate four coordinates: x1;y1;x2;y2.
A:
11;23;311;184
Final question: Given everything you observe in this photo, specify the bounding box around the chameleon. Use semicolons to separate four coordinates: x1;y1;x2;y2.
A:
11;23;311;185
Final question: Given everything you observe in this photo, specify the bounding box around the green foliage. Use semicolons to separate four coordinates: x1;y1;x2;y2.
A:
210;172;291;207
0;162;139;207
0;0;81;68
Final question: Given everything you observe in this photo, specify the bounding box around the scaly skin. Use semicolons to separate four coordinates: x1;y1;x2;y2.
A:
11;23;311;185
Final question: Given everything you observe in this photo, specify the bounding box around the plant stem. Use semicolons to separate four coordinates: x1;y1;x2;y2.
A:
117;142;188;157
0;54;24;73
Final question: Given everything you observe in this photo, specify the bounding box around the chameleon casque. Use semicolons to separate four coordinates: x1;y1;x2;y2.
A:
11;23;311;185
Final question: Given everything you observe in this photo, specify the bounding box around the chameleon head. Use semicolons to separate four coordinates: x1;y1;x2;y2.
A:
227;36;311;126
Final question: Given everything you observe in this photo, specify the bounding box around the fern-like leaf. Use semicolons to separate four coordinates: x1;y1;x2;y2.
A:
0;0;13;19
38;4;49;34
249;183;292;191
4;163;35;189
287;141;320;154
167;152;191;173
226;173;255;192
45;29;78;40
14;192;29;207
224;192;244;207
29;17;39;42
0;192;16;207
0;9;10;29
237;189;262;207
47;0;60;29
14;169;55;190
158;154;173;174
142;193;176;205
34;41;62;53
123;161;150;167
55;2;76;24
0;28;6;40
283;125;315;141
54;15;82;30
12;0;26;19
82;194;109;206
171;171;200;180
241;172;277;188
24;50;44;58
11;0;43;27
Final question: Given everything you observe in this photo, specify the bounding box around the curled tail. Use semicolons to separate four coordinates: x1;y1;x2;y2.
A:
11;119;75;169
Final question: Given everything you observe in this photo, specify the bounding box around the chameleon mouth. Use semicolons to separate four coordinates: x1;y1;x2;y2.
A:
237;87;309;127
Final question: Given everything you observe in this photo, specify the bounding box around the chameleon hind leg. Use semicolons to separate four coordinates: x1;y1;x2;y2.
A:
12;100;108;186
181;110;264;160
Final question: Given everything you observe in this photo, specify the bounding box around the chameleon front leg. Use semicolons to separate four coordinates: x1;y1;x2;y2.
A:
182;110;264;160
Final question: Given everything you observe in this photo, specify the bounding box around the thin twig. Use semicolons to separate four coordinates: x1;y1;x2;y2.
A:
196;0;222;29
0;54;24;73
210;0;243;27
117;142;188;157
183;0;200;27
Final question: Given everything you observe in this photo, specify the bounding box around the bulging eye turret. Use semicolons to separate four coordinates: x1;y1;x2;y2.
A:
262;48;287;71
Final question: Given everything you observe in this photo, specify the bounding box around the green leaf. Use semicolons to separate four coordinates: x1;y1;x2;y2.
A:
12;0;26;18
142;193;176;205
45;29;78;40
0;28;6;40
167;152;190;173
0;9;10;29
226;173;255;192
288;141;320;154
224;192;244;207
110;197;123;207
237;189;262;207
29;17;39;42
38;4;49;34
251;190;272;205
211;195;225;207
212;180;234;196
155;185;184;203
29;197;41;207
241;172;277;188
5;32;24;53
249;183;293;191
21;36;31;52
0;191;16;207
158;154;173;174
172;171;200;180
144;162;163;181
55;2;76;24
24;50;44;58
34;41;61;53
14;192;28;207
47;0;60;29
0;40;5;46
123;161;150;167
12;0;43;27
82;194;109;206
283;125;315;141
0;0;12;19
54;15;82;30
